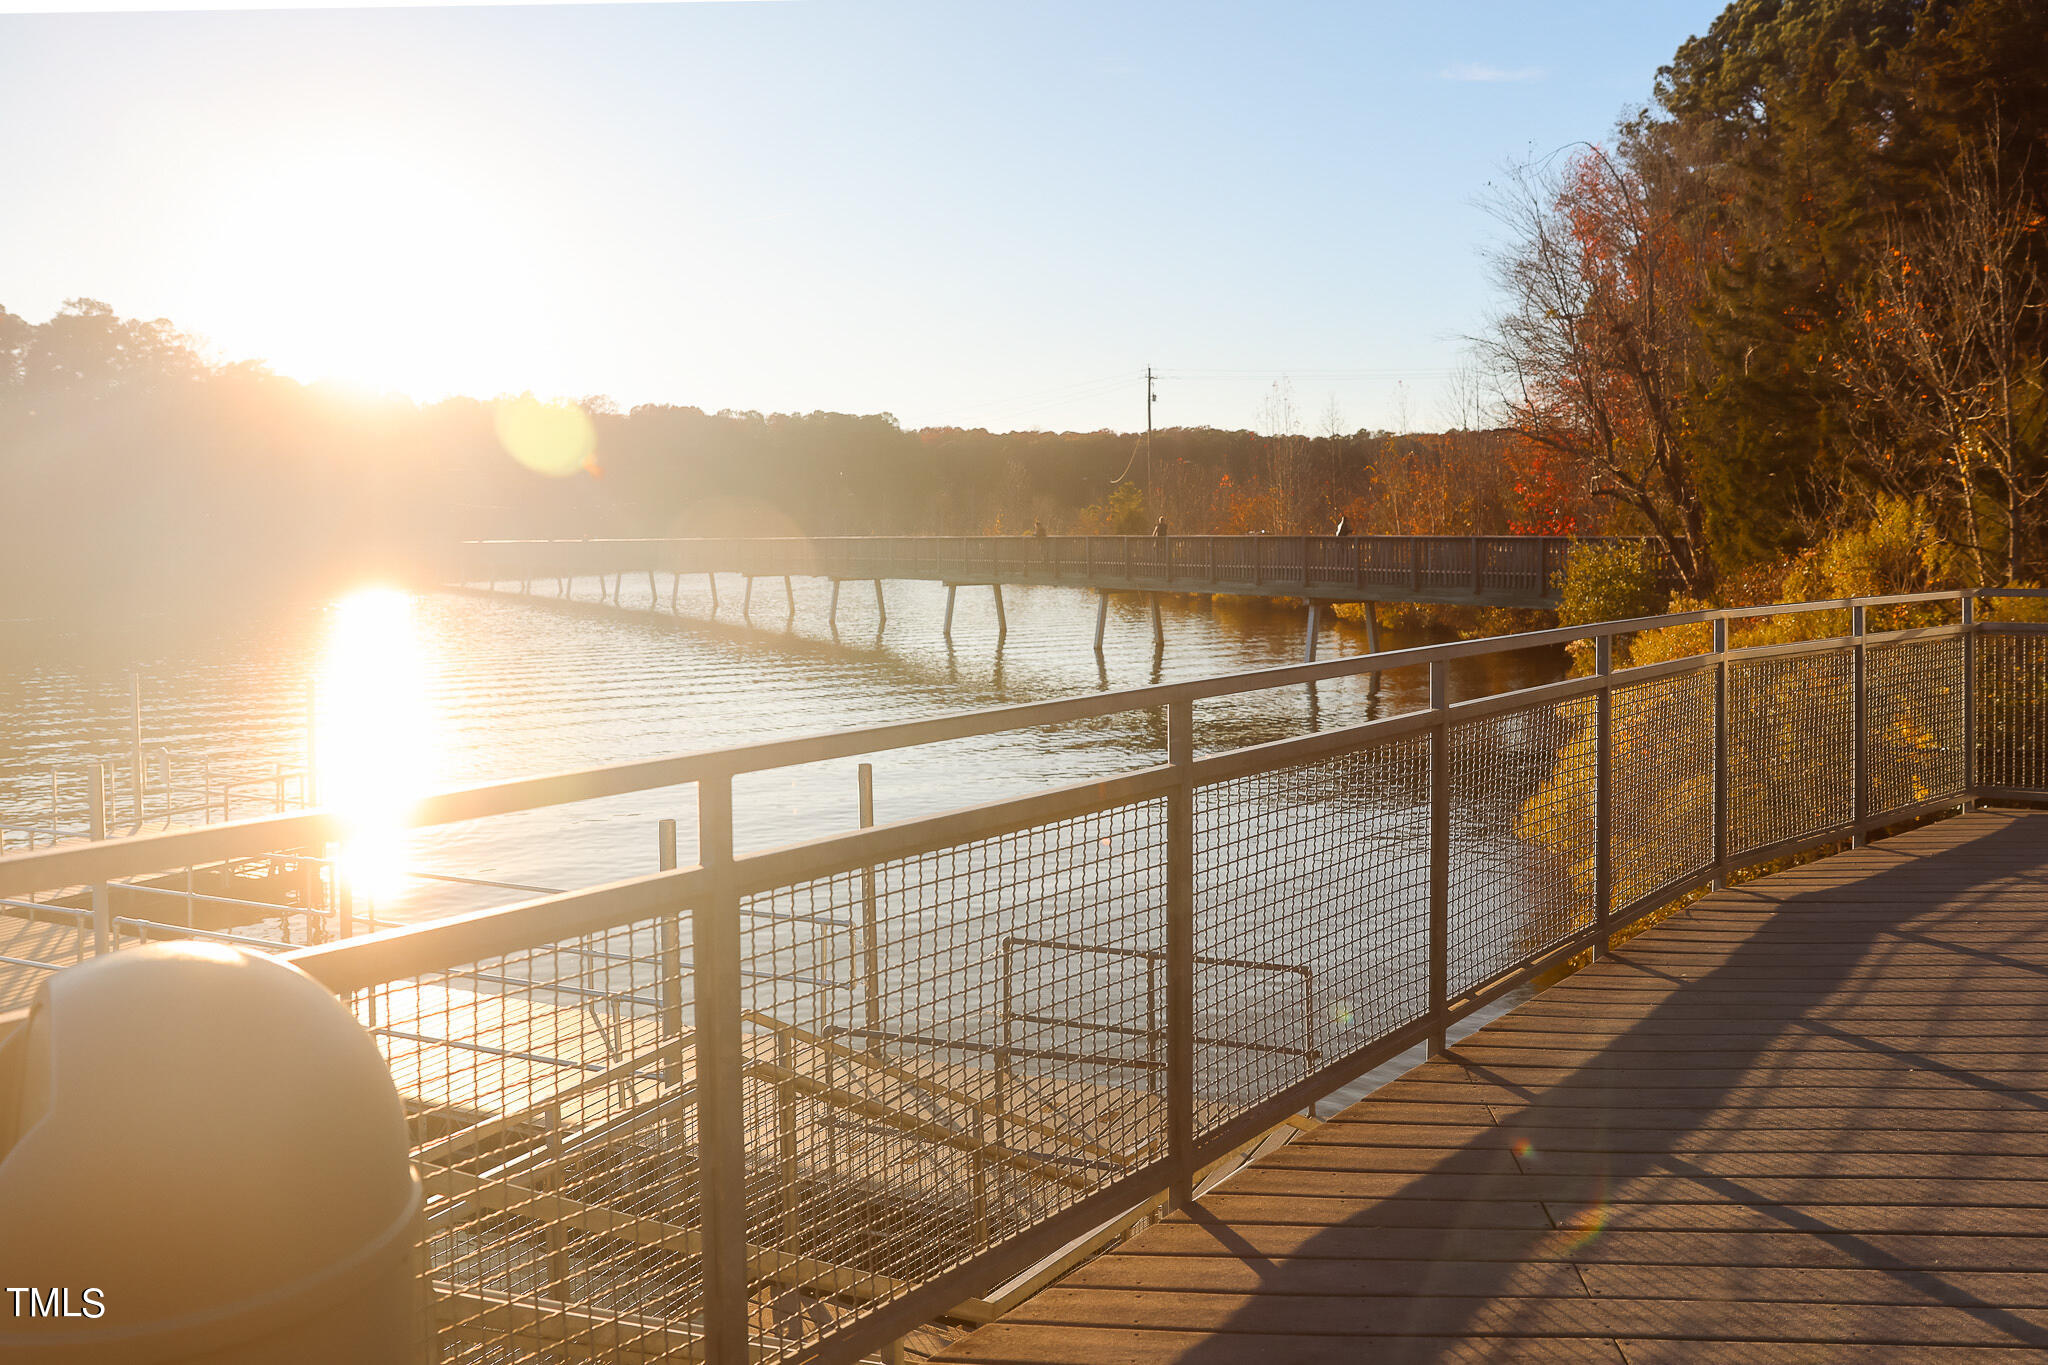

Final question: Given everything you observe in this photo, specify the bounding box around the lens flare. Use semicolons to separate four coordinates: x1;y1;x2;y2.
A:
1557;1201;1612;1252
494;396;596;478
316;588;434;903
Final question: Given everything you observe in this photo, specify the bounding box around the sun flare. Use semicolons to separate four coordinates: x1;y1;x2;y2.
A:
315;587;434;903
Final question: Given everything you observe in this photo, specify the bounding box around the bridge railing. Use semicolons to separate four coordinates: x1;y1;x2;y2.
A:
2;590;2044;1363
458;534;1625;603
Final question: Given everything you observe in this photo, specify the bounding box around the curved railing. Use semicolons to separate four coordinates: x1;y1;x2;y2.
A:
1;589;2043;1363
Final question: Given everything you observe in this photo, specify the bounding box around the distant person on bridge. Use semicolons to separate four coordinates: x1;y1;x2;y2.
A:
1334;515;1353;537
1031;519;1046;538
1152;516;1168;537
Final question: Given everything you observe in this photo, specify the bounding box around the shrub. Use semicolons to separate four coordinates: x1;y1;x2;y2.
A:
1557;540;1666;628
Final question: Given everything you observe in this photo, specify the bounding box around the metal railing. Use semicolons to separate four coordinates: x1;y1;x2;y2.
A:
0;750;311;859
1;588;2044;1363
455;534;1636;606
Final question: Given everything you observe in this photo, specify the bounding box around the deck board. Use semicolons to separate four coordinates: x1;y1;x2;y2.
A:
937;810;2048;1362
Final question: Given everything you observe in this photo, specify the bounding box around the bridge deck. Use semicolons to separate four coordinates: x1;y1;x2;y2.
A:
938;809;2048;1363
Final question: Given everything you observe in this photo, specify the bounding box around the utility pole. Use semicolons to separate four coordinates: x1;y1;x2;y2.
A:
1145;367;1157;511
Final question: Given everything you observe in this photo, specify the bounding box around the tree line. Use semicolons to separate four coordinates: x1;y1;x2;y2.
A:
6;0;2038;620
1484;0;2047;602
0;303;1592;617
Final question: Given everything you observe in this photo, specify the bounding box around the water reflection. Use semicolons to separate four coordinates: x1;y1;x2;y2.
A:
316;588;433;901
1;578;1567;923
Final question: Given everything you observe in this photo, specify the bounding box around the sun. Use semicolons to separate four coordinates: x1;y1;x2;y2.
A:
184;142;545;399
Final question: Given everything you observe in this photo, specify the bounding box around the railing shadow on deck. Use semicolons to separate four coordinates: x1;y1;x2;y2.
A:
0;587;2043;1364
1150;811;2048;1358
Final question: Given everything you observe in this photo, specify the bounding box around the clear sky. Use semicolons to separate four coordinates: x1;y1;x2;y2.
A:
0;1;1731;433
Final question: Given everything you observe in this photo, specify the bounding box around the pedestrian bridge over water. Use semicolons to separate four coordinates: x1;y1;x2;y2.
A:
459;532;1624;658
459;533;1593;610
0;587;2043;1363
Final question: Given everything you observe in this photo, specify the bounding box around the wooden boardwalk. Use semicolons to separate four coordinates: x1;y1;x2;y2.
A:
938;809;2048;1363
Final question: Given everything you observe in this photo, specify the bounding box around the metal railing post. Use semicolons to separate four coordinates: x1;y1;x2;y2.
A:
1166;699;1196;1208
89;762;110;956
657;819;683;1079
693;772;749;1362
1712;616;1730;889
1963;593;1978;806
1851;603;1868;846
1593;634;1613;956
130;675;145;825
858;763;882;1048
1428;661;1450;1056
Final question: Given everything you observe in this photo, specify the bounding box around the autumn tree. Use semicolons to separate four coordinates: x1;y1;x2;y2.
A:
1657;0;2048;575
1478;131;1719;591
1834;142;2048;584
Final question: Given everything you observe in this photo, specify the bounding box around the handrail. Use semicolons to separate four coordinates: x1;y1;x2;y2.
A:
0;589;2017;899
4;584;2044;1365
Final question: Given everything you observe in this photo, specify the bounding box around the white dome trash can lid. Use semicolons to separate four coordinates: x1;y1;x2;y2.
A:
0;943;429;1364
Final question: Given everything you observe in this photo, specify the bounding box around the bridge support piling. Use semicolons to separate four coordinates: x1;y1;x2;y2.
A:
829;578;841;630
1364;601;1383;695
944;584;957;640
785;575;795;615
742;576;754;618
1303;602;1321;663
992;584;1007;641
1150;593;1164;650
874;579;887;629
707;573;719;612
669;571;679;614
647;569;658;608
1094;591;1110;655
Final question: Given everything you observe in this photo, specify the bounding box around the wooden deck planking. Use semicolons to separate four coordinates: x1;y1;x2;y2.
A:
937;810;2048;1362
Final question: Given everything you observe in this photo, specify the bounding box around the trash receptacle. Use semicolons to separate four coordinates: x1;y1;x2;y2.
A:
0;942;428;1363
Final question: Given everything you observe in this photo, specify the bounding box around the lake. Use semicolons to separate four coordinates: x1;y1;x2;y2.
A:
0;576;1566;927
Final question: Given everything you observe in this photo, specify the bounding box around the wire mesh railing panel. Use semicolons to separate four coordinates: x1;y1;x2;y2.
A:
362;913;700;1364
731;800;1169;1358
1448;697;1597;994
1728;650;1855;855
1865;636;1968;816
1611;669;1716;908
1979;631;2048;792
1191;735;1432;1136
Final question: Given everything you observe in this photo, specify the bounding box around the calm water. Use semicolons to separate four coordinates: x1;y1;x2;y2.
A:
0;577;1565;923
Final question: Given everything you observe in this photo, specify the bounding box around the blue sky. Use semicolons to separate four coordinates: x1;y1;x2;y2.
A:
0;1;1730;432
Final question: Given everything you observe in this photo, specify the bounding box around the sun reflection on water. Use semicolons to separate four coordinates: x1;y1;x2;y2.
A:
316;588;434;903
